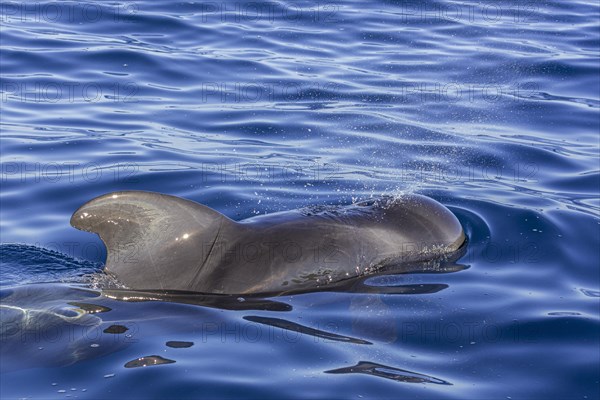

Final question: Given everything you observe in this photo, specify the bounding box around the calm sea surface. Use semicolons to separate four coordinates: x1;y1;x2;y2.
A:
1;0;599;399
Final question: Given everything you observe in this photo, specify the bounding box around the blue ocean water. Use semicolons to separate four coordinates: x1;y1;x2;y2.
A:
1;0;599;398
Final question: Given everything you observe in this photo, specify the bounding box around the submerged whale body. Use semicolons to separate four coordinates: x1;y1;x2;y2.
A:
71;191;466;295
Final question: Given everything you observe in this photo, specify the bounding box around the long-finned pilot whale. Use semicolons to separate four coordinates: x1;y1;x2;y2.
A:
70;191;466;295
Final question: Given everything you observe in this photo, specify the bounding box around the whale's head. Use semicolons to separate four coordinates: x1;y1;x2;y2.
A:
349;193;466;266
390;194;466;256
71;191;229;291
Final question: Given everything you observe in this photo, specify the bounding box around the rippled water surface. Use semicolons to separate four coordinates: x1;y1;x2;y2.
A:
1;0;599;399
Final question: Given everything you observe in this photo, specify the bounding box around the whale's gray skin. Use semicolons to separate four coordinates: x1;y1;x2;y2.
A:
70;191;465;295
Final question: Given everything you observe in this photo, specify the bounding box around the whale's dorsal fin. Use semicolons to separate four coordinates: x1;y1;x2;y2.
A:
70;191;233;290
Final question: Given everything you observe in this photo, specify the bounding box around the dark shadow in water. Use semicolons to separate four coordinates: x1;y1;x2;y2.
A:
325;361;452;385
343;281;449;295
166;341;194;348
103;289;292;312
103;324;129;334
243;315;372;345
124;355;176;368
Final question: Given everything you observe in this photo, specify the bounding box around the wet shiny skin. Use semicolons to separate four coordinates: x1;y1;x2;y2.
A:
70;191;465;294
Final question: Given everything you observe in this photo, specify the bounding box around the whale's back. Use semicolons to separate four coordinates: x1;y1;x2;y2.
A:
203;194;465;294
70;192;465;295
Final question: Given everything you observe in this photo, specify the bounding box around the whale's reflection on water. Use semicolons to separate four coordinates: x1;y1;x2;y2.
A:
325;361;452;385
0;250;468;386
242;315;373;345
